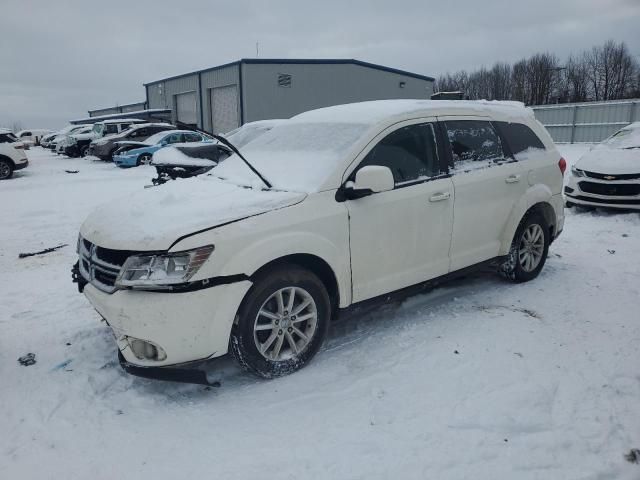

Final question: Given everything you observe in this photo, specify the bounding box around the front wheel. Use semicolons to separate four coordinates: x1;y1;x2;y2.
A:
0;159;13;180
500;212;550;283
137;153;152;166
230;265;331;378
80;145;90;157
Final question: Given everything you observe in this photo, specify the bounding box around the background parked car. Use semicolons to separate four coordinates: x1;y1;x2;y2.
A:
149;119;284;184
88;123;174;161
113;130;211;168
0;138;28;179
0;128;19;144
566;121;640;210
67;119;147;157
58;125;93;155
16;129;51;146
48;125;90;151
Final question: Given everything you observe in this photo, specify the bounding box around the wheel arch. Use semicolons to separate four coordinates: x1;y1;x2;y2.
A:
250;254;340;317
500;184;557;254
0;154;15;167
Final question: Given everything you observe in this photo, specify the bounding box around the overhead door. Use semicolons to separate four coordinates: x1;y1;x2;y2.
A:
211;85;239;134
175;91;197;126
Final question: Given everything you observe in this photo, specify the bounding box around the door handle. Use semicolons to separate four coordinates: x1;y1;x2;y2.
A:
505;174;521;184
429;192;451;202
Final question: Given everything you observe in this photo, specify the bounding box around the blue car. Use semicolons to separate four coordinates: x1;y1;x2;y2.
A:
113;130;212;168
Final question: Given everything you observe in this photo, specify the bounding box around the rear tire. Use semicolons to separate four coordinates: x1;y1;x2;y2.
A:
80;145;90;157
0;159;13;180
500;211;550;283
230;265;331;378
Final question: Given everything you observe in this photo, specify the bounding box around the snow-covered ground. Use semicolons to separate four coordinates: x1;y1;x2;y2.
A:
1;146;639;479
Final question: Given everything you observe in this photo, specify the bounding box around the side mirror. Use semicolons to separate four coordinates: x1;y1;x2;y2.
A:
344;165;394;199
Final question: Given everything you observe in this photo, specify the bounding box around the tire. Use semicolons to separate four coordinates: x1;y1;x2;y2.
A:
137;153;152;166
230;265;331;378
500;211;550;283
0;159;13;180
80;145;90;157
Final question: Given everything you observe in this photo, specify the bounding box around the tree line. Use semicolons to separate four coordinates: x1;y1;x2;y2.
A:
435;40;640;105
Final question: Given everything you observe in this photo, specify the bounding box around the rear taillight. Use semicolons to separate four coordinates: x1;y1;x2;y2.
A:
558;157;567;176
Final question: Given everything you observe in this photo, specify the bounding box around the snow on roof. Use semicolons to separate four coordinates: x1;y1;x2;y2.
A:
0;128;12;134
99;118;145;124
291;99;533;127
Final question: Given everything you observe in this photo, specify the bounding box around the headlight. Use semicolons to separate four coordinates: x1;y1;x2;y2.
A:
571;166;585;177
67;136;77;145
115;245;214;289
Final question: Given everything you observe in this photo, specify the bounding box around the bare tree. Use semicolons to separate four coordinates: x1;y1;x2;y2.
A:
564;55;589;102
489;62;512;100
584;40;638;100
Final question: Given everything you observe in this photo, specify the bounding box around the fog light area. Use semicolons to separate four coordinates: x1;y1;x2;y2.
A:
127;337;167;361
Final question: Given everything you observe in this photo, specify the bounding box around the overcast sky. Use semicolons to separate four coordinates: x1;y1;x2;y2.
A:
1;0;639;129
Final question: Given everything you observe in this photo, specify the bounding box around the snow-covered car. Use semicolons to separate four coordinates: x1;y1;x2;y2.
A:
16;129;51;146
112;130;212;168
0;138;29;179
48;125;90;151
0;128;19;144
87;123;175;161
149;120;284;184
58;125;93;155
73;100;565;381
565;121;640;210
67;119;147;157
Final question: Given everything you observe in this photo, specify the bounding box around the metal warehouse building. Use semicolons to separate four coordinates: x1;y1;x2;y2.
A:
144;59;435;134
88;101;148;118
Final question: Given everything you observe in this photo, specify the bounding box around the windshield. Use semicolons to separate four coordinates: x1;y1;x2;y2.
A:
226;124;275;149
604;124;640;149
212;122;368;192
145;131;173;145
92;124;104;136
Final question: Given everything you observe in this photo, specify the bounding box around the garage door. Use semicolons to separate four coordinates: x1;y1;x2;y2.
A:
175;91;197;126
211;85;239;134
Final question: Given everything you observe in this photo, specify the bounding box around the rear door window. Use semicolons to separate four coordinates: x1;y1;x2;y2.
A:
356;123;440;186
443;120;506;172
494;122;545;155
184;132;202;142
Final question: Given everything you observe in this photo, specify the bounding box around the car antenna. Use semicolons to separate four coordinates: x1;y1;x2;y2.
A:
210;134;272;189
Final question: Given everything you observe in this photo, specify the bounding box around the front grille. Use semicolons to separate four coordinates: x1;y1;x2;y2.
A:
578;181;640;197
583;170;640;181
79;238;133;293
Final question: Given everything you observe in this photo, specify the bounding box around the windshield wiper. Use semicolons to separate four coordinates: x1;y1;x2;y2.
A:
211;134;272;189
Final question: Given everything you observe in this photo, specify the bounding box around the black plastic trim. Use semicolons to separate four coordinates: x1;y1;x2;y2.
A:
338;256;507;320
118;351;216;386
118;273;250;294
565;194;640;205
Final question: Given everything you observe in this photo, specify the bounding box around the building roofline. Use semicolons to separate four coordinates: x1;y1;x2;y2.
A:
88;100;147;114
143;58;434;86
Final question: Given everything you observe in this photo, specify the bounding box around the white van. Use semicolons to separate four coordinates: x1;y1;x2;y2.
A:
74;100;565;380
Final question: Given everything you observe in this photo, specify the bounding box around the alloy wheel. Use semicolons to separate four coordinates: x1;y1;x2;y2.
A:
0;161;11;179
518;223;544;272
253;287;318;361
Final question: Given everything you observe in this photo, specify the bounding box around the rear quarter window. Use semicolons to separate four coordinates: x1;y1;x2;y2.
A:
494;122;545;155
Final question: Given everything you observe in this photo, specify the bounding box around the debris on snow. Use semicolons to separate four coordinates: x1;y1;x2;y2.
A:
19;243;68;258
65;170;79;174
624;448;640;464
607;249;616;255
18;353;36;366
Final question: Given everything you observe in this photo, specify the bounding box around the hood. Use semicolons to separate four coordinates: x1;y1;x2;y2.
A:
80;176;306;251
575;145;640;175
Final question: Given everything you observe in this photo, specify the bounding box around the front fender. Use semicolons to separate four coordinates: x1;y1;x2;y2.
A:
499;184;553;254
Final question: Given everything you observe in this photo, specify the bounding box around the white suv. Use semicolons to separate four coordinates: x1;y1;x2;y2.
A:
74;100;565;380
0;132;28;179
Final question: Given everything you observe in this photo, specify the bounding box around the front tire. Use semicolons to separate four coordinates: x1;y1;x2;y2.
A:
500;212;550;283
80;145;90;157
0;159;13;180
230;265;331;378
137;153;152;166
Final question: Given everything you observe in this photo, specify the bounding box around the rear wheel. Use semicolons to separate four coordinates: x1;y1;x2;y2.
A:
500;212;550;283
0;159;13;180
80;145;90;157
137;153;152;166
230;265;330;378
